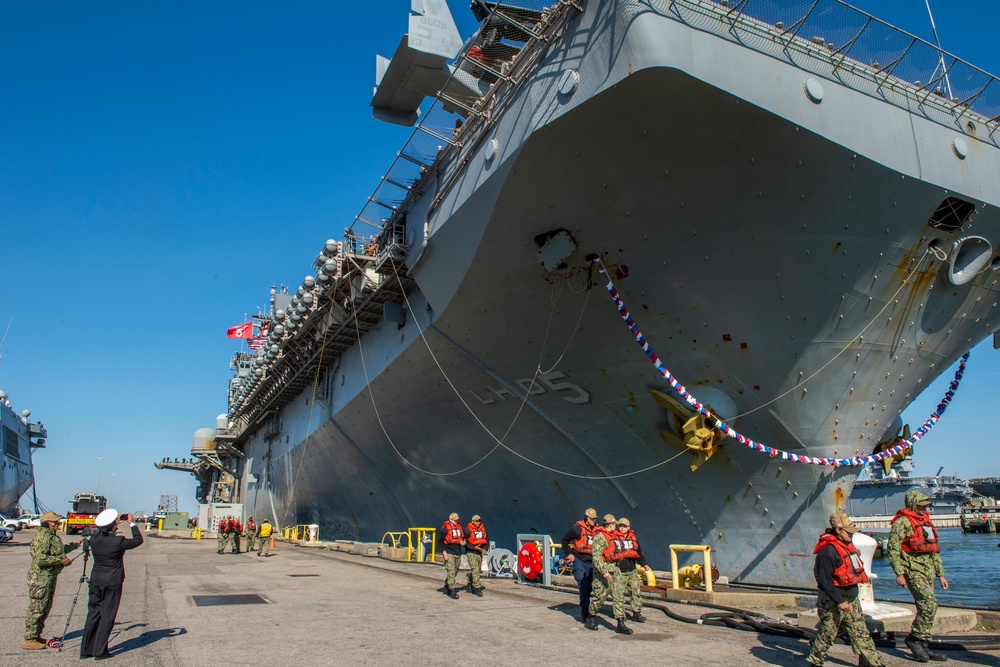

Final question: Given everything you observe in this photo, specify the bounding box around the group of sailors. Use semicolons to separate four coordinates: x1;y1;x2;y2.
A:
438;513;490;598
215;516;273;557
560;508;651;636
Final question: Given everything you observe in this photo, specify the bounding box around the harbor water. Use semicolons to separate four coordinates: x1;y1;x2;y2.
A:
870;528;1000;610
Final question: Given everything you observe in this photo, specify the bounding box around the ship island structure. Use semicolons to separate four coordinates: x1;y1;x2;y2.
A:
157;0;1000;587
0;389;46;516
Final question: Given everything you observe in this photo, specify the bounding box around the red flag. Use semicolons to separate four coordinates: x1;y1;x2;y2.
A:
227;323;253;339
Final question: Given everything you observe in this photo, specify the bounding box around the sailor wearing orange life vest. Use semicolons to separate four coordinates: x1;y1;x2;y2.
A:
586;514;632;635
216;517;228;554
560;507;598;624
465;515;488;597
806;513;885;667
615;518;650;623
887;490;949;663
440;512;466;599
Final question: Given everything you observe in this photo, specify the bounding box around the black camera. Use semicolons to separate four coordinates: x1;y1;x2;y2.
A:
119;513;128;521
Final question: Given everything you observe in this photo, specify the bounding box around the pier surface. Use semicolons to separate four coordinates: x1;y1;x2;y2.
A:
2;528;998;666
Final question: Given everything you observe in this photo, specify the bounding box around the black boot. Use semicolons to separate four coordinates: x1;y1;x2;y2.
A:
615;619;633;635
584;615;598;631
922;640;948;662
905;634;931;663
858;654;885;667
631;611;646;623
449;587;459;600
473;586;483;597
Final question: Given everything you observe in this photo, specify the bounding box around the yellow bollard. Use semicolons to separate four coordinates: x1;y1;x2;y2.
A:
193;526;201;540
670;544;713;593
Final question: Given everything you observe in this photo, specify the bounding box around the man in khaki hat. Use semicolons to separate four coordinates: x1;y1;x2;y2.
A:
887;490;949;662
615;517;651;623
807;512;884;667
587;514;632;635
561;507;599;624
465;515;488;596
23;511;81;650
439;512;466;599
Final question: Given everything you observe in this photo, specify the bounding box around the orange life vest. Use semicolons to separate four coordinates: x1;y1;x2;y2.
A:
246;519;256;532
466;522;488;547
617;529;641;561
226;519;235;533
892;508;941;554
571;520;594;555
217;520;226;532
442;520;465;545
813;533;869;587
234;521;243;533
595;527;624;562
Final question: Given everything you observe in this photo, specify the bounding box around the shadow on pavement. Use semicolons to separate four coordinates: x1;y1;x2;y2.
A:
111;627;187;655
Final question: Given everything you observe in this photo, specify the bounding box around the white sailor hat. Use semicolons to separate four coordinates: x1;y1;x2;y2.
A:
95;508;119;528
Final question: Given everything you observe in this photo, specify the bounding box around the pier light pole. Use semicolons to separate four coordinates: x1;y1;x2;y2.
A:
123;489;128;514
95;457;105;496
109;473;116;508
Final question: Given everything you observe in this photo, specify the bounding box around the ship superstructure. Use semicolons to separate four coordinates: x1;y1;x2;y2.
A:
0;389;46;515
163;0;1000;586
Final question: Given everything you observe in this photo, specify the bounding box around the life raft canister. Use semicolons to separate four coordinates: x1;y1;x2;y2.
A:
518;542;543;580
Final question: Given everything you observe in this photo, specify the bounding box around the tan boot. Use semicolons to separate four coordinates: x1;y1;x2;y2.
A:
22;638;47;650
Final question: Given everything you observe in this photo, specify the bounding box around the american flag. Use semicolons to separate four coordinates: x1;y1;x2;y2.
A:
247;336;267;350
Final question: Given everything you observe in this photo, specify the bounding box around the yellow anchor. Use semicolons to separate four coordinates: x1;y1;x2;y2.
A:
650;388;726;471
872;424;912;475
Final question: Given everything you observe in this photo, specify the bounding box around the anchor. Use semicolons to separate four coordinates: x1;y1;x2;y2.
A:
650;388;727;471
872;423;912;475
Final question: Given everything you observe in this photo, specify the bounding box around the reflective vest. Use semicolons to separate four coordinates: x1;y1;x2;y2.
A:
571;520;594;555
442;520;465;545
217;520;226;532
617;529;641;561
892;508;941;554
246;520;256;533
234;521;242;533
466;522;488;547
814;533;869;587
595;527;624;562
226;519;235;533
258;522;272;538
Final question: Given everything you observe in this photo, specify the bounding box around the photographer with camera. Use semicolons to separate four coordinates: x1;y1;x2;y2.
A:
79;509;143;659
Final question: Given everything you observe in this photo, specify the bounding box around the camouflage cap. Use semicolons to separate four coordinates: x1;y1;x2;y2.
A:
603;513;617;525
39;511;63;523
913;492;932;505
617;517;631;527
584;508;598;519
829;512;860;534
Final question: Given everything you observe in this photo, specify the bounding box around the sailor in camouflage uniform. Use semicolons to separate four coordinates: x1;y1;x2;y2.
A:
807;513;884;667
23;511;80;650
887;490;949;663
587;514;632;635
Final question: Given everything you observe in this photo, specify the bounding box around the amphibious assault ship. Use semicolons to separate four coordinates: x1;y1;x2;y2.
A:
165;0;1000;586
0;390;46;515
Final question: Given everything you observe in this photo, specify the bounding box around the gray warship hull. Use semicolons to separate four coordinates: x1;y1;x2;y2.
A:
0;395;43;515
221;0;1000;587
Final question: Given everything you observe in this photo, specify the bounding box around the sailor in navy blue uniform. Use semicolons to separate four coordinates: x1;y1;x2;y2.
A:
80;508;143;659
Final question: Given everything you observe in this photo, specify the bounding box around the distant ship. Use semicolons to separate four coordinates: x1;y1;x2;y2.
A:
0;389;46;516
847;457;974;517
969;477;1000;500
162;0;1000;586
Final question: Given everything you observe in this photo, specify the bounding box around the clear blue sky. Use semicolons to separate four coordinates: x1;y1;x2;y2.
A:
1;1;996;516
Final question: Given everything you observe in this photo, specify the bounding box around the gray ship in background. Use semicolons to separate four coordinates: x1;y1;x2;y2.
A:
0;389;46;515
847;456;974;517
159;0;1000;587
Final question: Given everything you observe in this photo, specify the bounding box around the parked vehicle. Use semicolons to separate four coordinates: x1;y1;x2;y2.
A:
0;514;21;531
18;514;41;529
0;526;13;542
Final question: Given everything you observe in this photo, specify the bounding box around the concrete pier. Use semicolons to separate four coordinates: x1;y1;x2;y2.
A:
2;527;998;666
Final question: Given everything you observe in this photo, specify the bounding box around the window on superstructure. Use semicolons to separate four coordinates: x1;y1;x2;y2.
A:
4;427;18;459
928;197;976;232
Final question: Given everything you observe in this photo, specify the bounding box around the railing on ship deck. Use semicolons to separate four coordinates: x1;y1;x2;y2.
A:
644;0;1000;144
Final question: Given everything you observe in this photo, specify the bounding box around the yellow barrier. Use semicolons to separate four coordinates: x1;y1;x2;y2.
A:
281;525;319;542
407;527;437;563
670;544;714;593
193;527;201;540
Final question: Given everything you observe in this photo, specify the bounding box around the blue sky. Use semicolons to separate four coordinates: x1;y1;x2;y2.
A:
1;1;997;516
